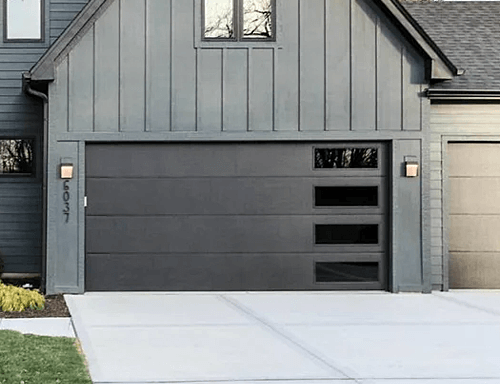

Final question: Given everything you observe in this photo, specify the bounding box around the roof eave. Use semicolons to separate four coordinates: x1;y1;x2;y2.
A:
29;0;458;83
427;88;500;100
382;0;457;80
29;0;110;82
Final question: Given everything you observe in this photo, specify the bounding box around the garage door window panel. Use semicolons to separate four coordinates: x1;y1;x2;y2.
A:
315;186;378;207
314;148;378;169
315;224;379;245
315;262;379;283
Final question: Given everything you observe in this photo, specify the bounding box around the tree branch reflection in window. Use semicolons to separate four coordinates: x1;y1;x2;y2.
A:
243;0;273;39
0;139;34;175
315;148;378;169
204;0;274;40
204;0;234;38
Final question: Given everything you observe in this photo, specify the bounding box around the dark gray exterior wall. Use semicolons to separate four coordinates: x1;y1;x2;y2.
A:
44;0;431;293
0;0;88;274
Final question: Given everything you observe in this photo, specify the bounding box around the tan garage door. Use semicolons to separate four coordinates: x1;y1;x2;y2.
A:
449;143;500;288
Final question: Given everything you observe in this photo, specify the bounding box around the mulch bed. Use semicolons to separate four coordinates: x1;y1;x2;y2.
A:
0;277;71;318
0;294;70;318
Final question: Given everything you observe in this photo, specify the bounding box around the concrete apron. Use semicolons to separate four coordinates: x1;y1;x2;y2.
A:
65;291;500;384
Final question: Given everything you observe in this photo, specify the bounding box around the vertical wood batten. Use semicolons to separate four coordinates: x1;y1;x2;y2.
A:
377;22;402;131
223;48;248;132
146;0;171;132
325;0;350;131
68;29;94;133
274;0;298;131
50;57;69;133
94;0;119;133
171;0;196;132
249;48;273;132
351;0;376;131
299;0;324;131
198;49;222;132
403;46;425;131
119;0;146;132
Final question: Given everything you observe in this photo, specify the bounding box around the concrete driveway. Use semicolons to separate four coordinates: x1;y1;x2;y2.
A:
65;291;500;384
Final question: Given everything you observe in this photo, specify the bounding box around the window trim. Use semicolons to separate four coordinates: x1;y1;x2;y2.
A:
0;137;36;177
3;0;45;43
201;0;276;43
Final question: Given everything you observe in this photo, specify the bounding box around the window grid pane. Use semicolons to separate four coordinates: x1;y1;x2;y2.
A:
204;0;234;39
243;0;273;39
6;0;42;40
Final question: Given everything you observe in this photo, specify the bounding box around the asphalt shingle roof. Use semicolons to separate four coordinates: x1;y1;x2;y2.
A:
401;0;500;90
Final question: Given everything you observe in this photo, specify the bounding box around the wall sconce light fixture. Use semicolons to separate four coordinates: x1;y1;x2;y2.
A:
404;156;419;178
60;163;74;179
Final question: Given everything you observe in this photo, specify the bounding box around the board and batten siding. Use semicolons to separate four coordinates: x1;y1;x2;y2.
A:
430;103;500;290
45;0;431;294
0;0;89;274
49;0;426;134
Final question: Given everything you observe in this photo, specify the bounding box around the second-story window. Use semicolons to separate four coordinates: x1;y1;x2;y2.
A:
5;0;43;41
203;0;274;41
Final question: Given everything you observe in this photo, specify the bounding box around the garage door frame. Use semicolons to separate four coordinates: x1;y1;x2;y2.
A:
445;138;500;289
84;141;390;291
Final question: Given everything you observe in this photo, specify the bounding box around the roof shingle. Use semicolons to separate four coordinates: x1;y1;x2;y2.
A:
402;0;500;90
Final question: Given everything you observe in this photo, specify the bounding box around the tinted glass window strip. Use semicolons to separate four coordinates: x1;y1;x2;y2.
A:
0;139;35;175
314;148;378;169
315;262;379;283
315;224;378;245
315;186;378;207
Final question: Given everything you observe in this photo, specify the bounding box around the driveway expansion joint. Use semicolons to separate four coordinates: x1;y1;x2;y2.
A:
218;294;360;382
433;293;500;318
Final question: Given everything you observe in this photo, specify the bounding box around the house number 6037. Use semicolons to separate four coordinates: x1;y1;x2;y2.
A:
63;180;70;223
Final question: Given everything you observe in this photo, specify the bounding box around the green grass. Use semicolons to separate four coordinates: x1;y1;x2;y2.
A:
0;330;92;384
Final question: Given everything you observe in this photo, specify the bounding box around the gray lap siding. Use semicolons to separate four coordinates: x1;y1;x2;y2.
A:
0;0;89;275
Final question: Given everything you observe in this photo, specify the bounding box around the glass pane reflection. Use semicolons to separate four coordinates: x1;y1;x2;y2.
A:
315;186;378;207
315;262;379;282
315;148;378;169
204;0;234;38
0;139;34;175
315;224;379;245
243;0;273;39
6;0;42;40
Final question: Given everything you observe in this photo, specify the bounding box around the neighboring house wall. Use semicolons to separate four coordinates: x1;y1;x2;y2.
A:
0;0;88;274
44;0;431;293
429;102;500;290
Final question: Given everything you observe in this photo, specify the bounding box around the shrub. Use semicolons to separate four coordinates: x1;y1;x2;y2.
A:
0;280;45;312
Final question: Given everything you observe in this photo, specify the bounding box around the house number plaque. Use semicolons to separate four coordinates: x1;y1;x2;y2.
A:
63;180;70;223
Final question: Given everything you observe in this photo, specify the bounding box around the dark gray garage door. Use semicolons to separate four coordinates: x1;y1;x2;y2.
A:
85;143;388;291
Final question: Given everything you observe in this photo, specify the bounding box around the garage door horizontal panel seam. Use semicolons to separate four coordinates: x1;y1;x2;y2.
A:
85;213;387;217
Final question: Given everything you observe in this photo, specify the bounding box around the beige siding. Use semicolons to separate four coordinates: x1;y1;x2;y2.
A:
430;104;500;289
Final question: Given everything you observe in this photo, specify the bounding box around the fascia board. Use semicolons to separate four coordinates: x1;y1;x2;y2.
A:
380;0;456;80
30;0;456;82
30;0;111;81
